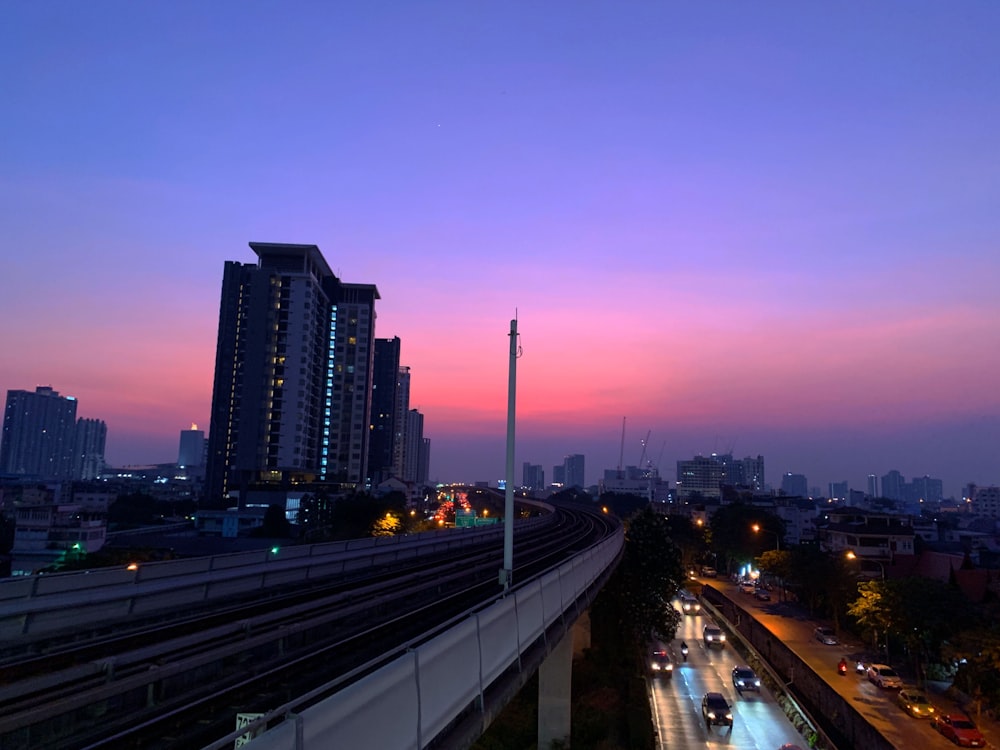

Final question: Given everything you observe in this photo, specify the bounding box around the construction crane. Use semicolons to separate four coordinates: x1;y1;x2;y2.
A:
638;430;651;472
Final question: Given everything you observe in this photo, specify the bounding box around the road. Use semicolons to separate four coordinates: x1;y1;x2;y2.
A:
700;577;984;750
650;601;809;749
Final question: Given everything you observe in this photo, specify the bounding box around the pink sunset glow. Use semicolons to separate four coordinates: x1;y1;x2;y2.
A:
2;3;998;496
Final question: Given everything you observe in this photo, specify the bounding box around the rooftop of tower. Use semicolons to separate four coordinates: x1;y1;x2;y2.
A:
248;242;335;280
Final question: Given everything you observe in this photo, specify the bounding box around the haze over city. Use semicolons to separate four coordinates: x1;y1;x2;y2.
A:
2;3;998;497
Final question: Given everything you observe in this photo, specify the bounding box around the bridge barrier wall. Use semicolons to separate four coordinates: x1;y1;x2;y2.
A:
0;514;555;639
241;529;623;750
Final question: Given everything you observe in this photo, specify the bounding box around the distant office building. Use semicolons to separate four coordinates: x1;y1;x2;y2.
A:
552;464;565;485
392;367;411;480
563;454;585;488
829;481;849;501
736;455;766;490
970;486;1000;519
676;455;727;498
177;424;205;468
74;418;107;480
402;409;425;484
780;472;808;497
1;387;79;480
907;475;943;505
522;463;544;490
867;474;879;498
205;242;379;505
418;437;431;486
368;338;402;485
881;470;905;502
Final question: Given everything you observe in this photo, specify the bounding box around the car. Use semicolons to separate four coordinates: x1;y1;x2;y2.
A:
753;588;771;601
732;665;761;693
703;624;726;648
739;581;757;594
649;648;674;678
679;594;701;615
897;688;936;719
932;712;986;747
866;663;902;689
814;626;838;645
701;692;733;728
700;565;718;577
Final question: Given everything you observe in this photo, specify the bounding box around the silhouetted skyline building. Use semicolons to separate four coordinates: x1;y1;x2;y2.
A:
368;337;402;485
74;417;107;480
1;386;79;479
522;462;544;490
177;424;205;468
781;472;808;497
205;242;379;505
563;454;585;488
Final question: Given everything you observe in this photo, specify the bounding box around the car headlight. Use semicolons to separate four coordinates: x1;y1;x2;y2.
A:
707;712;716;719
651;663;660;670
725;713;733;720
719;634;726;641
665;663;673;671
754;679;760;686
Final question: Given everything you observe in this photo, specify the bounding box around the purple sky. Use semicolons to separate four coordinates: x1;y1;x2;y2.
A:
2;3;999;497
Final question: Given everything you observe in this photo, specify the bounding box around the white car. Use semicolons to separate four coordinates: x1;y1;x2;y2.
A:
814;626;838;645
738;581;756;594
867;664;902;689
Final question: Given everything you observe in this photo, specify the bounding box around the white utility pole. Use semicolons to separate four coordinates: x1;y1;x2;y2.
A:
501;316;519;591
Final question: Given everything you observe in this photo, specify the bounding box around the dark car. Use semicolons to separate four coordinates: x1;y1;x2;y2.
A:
753;588;771;601
932;713;986;747
732;665;761;693
649;648;674;679
703;624;726;648
701;692;733;728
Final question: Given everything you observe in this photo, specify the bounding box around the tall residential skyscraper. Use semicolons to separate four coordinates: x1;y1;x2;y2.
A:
403;408;425;483
205;242;379;504
368;338;402;485
391;366;410;480
177;424;206;468
563;454;585;488
867;474;879;498
1;387;79;479
74;418;107;480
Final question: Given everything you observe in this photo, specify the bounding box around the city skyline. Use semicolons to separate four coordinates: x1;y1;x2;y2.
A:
2;3;999;497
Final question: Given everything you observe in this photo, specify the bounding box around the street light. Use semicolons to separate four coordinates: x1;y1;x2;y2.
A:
751;523;780;551
845;550;885;580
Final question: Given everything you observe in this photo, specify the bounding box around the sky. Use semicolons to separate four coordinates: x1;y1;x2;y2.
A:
2;2;999;498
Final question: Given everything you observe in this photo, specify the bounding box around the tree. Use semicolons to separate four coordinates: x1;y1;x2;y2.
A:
847;579;897;656
616;507;685;641
708;503;784;576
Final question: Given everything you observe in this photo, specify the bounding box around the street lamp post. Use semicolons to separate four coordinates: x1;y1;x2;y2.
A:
845;550;885;580
751;523;780;551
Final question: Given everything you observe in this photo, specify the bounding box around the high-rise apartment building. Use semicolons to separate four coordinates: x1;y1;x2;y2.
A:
563;454;585;488
1;387;79;479
403;408;425;483
368;338;402;486
74;418;107;480
867;474;879;498
780;472;809;497
522;462;544;490
881;470;905;502
392;367;411;480
177;424;205;468
205;242;379;504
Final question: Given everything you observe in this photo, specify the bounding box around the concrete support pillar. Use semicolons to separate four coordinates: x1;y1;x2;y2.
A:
538;629;573;749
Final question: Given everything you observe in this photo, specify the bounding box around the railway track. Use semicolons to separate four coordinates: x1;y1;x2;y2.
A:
0;503;618;750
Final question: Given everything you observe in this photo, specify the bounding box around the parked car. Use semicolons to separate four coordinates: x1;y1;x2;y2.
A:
649;648;674;679
700;565;718;577
732;665;761;693
866;664;902;689
753;588;771;601
703;624;726;648
701;692;733;728
931;712;986;747
738;581;757;594
679;594;701;615
897;688;936;719
813;626;838;645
